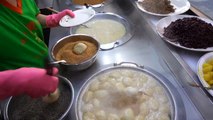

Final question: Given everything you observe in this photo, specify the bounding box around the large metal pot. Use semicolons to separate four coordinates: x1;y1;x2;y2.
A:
70;12;135;50
3;76;74;120
51;34;100;71
75;62;186;120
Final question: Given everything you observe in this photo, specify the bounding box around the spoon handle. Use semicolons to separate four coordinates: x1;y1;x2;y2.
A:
46;7;59;14
44;57;53;76
43;57;60;103
188;82;213;90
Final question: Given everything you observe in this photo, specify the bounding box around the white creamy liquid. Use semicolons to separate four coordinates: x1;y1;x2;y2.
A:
79;69;172;120
75;19;126;44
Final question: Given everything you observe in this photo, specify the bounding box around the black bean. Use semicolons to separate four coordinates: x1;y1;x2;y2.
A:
163;17;213;49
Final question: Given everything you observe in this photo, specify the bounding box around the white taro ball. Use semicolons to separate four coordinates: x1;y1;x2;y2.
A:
125;87;138;96
82;104;94;112
139;103;149;116
149;98;159;111
135;115;145;120
83;112;95;120
122;77;133;86
107;78;117;85
95;110;107;120
108;114;120;120
115;82;125;91
92;98;100;107
83;91;93;103
94;90;109;98
101;82;112;89
89;81;100;91
159;104;170;113
156;112;170;120
73;42;87;55
121;108;135;120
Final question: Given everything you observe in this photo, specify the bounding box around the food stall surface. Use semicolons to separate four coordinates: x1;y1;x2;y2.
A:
1;0;212;120
188;0;213;20
47;0;213;120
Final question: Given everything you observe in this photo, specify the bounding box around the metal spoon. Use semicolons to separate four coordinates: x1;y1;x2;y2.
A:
188;82;213;90
43;58;62;103
51;60;67;64
80;24;90;28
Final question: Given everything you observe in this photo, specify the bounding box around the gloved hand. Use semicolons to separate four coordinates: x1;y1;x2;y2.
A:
46;9;75;27
0;67;59;99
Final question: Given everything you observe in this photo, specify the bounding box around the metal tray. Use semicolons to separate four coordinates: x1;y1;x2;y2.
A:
47;0;211;119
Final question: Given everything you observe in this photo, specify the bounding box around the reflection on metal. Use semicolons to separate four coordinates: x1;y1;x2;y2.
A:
114;61;144;68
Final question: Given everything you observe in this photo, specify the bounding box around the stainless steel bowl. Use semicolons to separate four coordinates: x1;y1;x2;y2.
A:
71;0;113;10
51;34;100;71
4;76;74;120
75;62;186;120
70;12;135;50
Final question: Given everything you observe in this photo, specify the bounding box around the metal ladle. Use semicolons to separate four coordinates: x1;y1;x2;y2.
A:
43;58;65;103
51;60;67;64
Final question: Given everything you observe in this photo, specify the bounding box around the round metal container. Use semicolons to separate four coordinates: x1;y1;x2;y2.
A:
51;34;100;71
71;0;113;10
4;76;74;120
70;13;135;50
75;62;186;120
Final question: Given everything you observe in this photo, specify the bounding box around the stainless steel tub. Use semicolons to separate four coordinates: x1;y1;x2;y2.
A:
70;13;135;50
3;76;74;120
75;62;186;120
51;34;100;71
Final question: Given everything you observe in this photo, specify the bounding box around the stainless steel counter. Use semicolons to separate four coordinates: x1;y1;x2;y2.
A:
188;0;213;20
139;2;213;120
49;0;213;119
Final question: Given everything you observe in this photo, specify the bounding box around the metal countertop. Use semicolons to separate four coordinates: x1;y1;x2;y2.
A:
48;0;213;120
188;0;213;20
138;1;213;120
